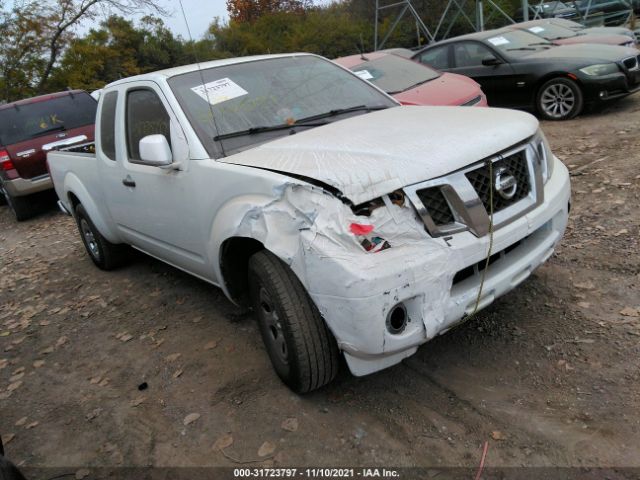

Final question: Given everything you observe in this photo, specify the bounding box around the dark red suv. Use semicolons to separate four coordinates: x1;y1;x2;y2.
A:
0;90;96;220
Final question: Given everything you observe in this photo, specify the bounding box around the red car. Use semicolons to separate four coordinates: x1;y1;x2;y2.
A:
0;90;96;220
510;20;636;47
334;51;488;107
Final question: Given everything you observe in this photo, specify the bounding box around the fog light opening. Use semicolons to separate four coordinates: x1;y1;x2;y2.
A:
599;91;608;99
386;303;408;335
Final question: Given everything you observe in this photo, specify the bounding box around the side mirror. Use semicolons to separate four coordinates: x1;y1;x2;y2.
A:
482;55;502;66
139;134;172;166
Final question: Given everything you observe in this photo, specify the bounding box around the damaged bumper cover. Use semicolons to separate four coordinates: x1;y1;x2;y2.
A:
301;156;570;376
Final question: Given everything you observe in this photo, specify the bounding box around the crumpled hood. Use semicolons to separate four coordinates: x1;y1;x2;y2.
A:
221;106;539;205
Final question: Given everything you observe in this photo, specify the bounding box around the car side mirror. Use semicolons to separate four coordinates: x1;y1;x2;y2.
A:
139;134;172;166
482;55;502;66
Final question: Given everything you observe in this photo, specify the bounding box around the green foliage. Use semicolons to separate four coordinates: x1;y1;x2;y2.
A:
212;4;374;59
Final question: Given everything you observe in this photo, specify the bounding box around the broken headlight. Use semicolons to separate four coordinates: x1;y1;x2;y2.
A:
533;129;554;184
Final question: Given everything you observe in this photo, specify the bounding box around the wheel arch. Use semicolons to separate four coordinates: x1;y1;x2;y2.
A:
219;236;266;306
63;173;121;243
534;72;584;102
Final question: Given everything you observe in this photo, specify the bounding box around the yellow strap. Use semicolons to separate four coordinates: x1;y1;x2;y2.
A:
469;159;494;318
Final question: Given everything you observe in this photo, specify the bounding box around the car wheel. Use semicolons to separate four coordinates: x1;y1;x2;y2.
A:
537;77;583;121
74;203;127;270
0;181;34;221
248;250;339;393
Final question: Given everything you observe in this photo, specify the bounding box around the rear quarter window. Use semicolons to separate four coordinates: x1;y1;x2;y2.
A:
100;91;118;160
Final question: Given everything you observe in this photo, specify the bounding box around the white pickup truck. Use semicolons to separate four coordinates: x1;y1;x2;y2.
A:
48;53;570;392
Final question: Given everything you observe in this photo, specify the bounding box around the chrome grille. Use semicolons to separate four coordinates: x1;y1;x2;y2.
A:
465;150;531;214
403;141;544;238
415;187;455;226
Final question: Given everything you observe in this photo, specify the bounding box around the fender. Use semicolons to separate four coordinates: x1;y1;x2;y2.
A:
206;193;276;300
64;172;122;244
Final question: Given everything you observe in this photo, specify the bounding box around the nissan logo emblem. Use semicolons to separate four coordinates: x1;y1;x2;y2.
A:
494;166;517;200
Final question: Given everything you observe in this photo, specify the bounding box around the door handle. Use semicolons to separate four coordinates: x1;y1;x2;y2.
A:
122;176;136;188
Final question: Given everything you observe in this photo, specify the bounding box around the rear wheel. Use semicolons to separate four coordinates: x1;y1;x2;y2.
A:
0;181;33;221
248;250;339;393
74;203;127;270
536;77;583;121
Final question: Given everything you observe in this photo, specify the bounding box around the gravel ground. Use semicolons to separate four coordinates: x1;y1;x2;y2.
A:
1;95;639;477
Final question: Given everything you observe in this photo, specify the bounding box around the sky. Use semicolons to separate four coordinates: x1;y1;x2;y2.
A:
148;0;229;39
5;0;230;39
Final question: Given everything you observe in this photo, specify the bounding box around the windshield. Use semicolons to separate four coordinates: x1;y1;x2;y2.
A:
525;23;577;40
348;55;440;94
484;30;554;56
168;55;397;155
0;92;96;146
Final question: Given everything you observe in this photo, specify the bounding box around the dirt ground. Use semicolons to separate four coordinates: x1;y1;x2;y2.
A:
1;95;639;477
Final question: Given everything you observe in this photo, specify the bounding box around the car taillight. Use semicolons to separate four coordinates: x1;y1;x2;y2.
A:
0;150;19;180
0;150;15;171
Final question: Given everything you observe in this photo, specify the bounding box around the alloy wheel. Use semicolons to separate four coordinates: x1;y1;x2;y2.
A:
541;83;575;119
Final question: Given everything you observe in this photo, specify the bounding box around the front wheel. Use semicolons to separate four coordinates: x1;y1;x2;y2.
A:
536;77;583;121
248;250;339;393
74;203;128;270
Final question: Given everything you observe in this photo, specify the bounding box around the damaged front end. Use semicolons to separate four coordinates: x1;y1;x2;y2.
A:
226;132;570;378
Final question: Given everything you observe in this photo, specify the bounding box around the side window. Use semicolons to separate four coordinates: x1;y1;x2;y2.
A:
418;46;450;70
100;91;118;161
126;89;171;162
454;42;494;68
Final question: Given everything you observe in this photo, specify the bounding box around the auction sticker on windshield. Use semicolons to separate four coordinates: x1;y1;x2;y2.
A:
488;36;510;46
354;70;374;80
528;26;545;33
191;78;249;105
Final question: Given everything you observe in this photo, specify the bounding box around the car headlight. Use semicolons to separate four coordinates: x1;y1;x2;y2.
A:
533;129;554;184
579;63;619;76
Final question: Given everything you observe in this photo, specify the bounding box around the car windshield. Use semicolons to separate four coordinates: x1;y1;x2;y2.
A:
348;55;440;94
485;30;554;56
525;23;577;40
168;55;397;155
0;92;96;146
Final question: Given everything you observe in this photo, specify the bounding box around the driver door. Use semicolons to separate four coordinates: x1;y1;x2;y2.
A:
106;82;209;278
448;41;518;106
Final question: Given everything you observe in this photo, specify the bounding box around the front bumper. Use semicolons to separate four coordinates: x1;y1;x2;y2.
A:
580;70;640;102
306;157;570;376
2;173;52;197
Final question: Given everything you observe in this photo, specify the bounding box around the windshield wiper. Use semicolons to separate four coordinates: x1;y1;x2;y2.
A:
388;78;437;94
214;121;327;141
296;104;389;122
530;41;556;45
506;47;537;51
31;124;65;137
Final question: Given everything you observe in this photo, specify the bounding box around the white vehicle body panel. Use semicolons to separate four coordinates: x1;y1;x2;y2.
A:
48;53;571;377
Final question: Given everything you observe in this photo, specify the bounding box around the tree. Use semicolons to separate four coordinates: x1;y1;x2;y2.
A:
0;2;49;101
226;0;313;23
37;0;167;92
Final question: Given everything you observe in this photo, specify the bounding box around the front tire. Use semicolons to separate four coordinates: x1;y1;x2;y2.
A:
248;250;339;393
74;203;127;270
537;77;583;121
